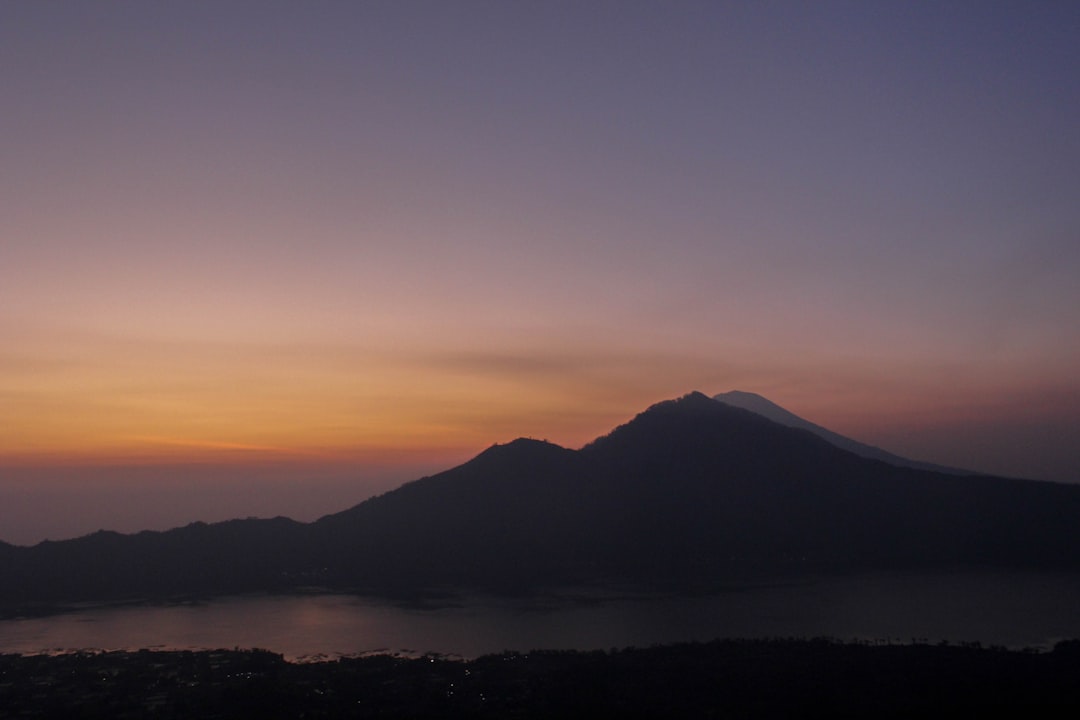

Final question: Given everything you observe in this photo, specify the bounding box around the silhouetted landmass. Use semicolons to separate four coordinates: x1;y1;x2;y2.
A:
3;639;1080;718
3;392;1080;608
714;390;975;475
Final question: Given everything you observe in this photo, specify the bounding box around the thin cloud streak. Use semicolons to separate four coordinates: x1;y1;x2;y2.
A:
1;3;1077;543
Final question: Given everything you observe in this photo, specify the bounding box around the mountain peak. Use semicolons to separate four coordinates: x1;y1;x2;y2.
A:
642;391;716;413
465;437;571;469
479;437;565;454
715;390;767;401
714;390;805;425
713;390;975;476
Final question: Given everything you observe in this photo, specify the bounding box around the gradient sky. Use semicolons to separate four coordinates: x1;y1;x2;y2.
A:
2;2;1078;544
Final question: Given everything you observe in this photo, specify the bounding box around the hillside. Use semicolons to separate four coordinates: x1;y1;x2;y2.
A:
3;392;1080;607
713;390;974;474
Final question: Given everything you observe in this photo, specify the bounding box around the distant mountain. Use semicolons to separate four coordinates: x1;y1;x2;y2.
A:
713;390;974;475
3;392;1080;608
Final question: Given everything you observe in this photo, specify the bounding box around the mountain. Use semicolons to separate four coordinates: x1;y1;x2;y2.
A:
3;392;1080;608
713;390;974;475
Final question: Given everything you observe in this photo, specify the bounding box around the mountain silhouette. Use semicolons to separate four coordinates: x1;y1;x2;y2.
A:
3;391;1080;607
713;390;974;475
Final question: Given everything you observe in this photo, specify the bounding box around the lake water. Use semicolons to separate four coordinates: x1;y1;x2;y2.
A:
3;571;1079;659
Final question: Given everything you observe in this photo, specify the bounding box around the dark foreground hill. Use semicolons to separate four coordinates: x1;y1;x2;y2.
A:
3;392;1080;607
4;639;1080;718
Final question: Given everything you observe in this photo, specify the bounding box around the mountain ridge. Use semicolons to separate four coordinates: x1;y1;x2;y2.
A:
713;390;976;475
2;391;1079;607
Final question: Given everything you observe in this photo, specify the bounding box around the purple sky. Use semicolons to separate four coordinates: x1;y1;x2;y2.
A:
2;2;1078;544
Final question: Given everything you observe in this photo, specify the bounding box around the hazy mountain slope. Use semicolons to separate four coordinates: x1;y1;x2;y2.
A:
310;392;1080;588
0;517;314;605
576;393;1080;571
713;390;974;475
312;438;597;589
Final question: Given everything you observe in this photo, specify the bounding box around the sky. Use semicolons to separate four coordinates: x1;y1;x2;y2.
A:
2;1;1078;545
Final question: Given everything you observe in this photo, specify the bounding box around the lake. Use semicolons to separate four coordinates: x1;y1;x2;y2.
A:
3;570;1079;659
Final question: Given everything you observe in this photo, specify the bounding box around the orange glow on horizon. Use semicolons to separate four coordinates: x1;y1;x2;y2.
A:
2;324;1077;482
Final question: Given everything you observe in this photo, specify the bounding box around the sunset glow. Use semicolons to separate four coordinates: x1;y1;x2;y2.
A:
2;2;1078;544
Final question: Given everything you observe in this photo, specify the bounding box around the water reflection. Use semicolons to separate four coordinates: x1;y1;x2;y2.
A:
2;571;1079;659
